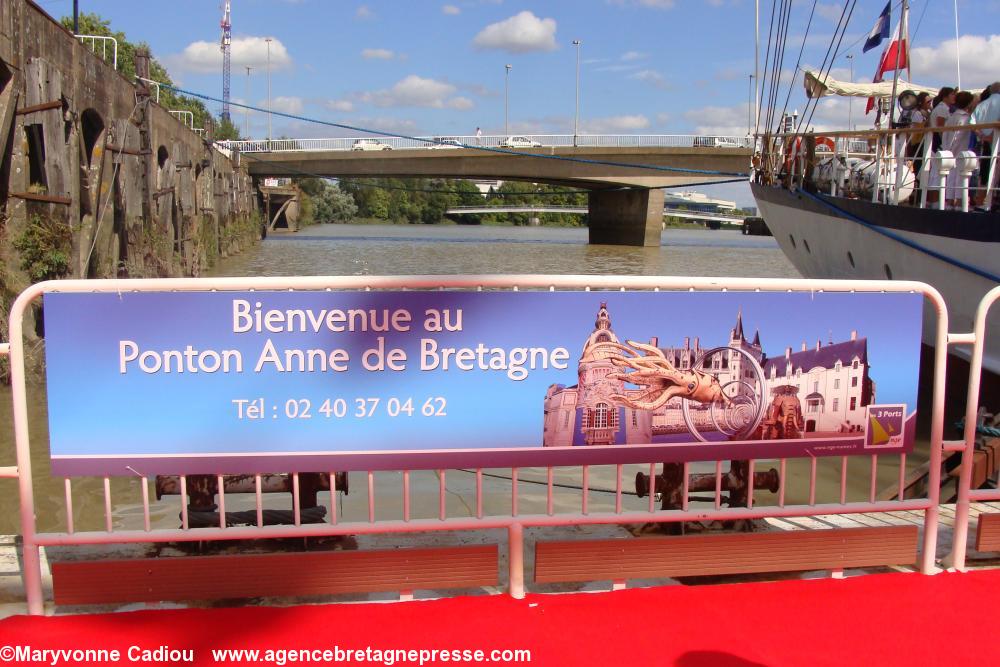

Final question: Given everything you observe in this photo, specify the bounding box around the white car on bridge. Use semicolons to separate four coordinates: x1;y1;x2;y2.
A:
352;138;393;151
499;136;542;148
427;137;463;149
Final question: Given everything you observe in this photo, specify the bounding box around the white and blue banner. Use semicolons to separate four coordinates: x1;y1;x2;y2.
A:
43;290;923;476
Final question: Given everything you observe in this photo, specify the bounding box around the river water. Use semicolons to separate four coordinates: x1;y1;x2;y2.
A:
0;224;922;534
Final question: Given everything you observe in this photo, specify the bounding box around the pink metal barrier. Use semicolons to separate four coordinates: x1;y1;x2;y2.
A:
951;285;1000;569
4;275;951;615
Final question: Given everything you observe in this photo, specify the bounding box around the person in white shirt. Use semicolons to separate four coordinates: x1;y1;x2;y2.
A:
943;91;976;208
972;82;1000;210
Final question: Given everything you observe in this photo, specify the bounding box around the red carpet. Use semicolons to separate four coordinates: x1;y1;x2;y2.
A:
1;570;996;666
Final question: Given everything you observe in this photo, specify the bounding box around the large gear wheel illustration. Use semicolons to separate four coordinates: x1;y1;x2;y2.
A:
681;346;767;442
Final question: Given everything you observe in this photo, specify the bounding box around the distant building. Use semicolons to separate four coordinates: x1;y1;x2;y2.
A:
472;179;503;196
663;190;737;213
542;304;874;446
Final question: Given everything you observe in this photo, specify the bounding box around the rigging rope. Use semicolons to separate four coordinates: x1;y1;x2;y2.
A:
798;189;1000;284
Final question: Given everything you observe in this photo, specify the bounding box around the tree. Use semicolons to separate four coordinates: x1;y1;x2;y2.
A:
61;12;224;135
215;116;242;141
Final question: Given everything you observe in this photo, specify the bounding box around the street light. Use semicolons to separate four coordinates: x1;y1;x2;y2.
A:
572;40;582;147
504;64;512;136
244;66;252;138
846;54;854;131
747;74;754;135
265;37;273;142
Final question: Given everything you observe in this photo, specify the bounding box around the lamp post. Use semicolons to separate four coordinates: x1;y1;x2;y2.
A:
573;40;582;147
265;38;273;142
244;66;252;138
747;74;754;135
504;64;512;136
846;54;854;131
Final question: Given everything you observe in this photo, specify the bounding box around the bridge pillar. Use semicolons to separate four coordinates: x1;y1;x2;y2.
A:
587;188;663;246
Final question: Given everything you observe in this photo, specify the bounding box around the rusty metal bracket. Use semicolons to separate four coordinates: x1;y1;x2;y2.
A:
16;100;64;115
10;192;72;205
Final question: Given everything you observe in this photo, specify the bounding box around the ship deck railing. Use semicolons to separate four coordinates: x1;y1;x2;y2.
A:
757;121;1000;212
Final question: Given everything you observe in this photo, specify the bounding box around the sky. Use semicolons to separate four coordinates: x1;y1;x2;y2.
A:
40;0;1000;206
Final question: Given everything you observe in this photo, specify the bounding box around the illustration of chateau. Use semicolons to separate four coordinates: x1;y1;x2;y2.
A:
542;303;875;446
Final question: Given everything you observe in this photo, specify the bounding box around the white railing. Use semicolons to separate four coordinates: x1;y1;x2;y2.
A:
169;110;195;130
217;135;756;154
5;275;949;615
765;122;1000;212
135;76;162;103
75;34;118;70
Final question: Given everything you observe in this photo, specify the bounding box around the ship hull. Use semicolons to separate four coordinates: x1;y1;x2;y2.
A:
751;183;1000;374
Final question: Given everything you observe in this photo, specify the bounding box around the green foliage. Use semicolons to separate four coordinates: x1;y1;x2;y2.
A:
214;116;242;141
61;12;226;135
12;214;74;282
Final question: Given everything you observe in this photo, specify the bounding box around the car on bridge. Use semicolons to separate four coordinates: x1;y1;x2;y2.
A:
693;136;746;149
427;137;463;149
499;136;542;148
352;138;393;151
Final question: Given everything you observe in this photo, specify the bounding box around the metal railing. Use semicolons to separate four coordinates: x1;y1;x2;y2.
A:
217;135;756;154
5;275;950;615
951;285;1000;569
75;34;118;70
135;76;162;103
760;122;1000;212
169;110;195;130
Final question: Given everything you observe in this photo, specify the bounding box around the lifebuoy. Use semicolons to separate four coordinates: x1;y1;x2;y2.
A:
816;135;836;153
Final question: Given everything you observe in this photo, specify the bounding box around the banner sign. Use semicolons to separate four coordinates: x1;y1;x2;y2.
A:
43;290;923;476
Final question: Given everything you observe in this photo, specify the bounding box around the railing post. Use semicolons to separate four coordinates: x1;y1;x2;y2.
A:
508;523;525;599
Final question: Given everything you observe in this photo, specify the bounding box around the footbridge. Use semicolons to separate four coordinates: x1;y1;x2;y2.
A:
444;205;747;226
220;134;752;246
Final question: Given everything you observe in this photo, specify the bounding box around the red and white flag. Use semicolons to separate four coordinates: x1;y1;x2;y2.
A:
866;19;910;114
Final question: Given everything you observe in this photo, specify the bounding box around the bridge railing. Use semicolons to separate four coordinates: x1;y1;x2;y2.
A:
217;135;755;154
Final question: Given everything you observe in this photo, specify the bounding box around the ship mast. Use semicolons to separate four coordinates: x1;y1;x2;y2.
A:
220;0;232;122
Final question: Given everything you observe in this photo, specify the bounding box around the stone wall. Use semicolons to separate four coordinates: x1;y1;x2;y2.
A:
0;0;259;294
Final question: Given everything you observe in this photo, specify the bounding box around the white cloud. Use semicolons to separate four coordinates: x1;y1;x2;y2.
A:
325;99;355;113
910;35;1000;89
447;96;475;110
608;0;676;9
356;5;375;19
168;36;292;74
815;3;845;22
267;96;303;114
656;112;671;124
442;4;461;15
583;114;651;133
360;75;473;110
683;105;752;135
629;69;669;90
472;11;558;53
362;48;395;60
621;51;647;61
595;64;641;73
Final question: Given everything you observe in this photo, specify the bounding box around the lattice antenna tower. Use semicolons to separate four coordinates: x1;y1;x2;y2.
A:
220;0;232;121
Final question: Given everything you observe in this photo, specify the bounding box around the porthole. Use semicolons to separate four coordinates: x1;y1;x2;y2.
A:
884;264;893;280
847;251;855;268
803;239;811;254
789;234;797;249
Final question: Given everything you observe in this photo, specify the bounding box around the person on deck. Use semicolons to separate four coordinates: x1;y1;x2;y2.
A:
943;91;977;209
972;82;1000;211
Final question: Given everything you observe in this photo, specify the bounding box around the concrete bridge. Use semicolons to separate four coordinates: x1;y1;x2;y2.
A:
220;135;752;246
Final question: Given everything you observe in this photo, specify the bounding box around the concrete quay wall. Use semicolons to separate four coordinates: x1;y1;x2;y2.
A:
0;0;259;294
